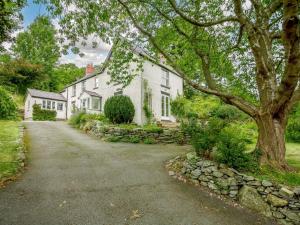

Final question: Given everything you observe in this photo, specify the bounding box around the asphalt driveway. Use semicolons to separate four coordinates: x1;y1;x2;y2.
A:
0;122;275;225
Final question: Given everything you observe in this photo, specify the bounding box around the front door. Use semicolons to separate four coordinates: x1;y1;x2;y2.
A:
161;94;170;120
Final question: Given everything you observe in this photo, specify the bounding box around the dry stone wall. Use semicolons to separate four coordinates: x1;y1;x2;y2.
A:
167;154;300;225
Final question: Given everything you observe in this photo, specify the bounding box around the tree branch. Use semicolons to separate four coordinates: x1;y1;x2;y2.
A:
117;0;258;117
167;0;239;27
266;0;283;17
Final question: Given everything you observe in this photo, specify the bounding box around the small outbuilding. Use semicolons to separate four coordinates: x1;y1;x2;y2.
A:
24;89;67;120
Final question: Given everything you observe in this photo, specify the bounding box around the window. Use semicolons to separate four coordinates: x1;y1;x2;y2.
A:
71;101;76;112
91;97;101;111
81;98;87;109
52;101;56;110
57;103;63;111
47;100;51;109
82;81;86;92
42;100;46;109
161;69;169;87
72;85;76;96
161;94;170;118
95;77;99;88
27;100;30;111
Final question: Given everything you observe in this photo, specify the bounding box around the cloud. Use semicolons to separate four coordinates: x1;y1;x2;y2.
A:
58;35;111;67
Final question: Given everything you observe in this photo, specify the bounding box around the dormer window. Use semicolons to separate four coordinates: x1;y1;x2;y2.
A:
161;69;169;87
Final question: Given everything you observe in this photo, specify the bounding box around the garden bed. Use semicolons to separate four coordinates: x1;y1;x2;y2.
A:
0;121;26;187
166;153;300;225
81;120;189;145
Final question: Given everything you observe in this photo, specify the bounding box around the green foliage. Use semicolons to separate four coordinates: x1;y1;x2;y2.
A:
106;136;121;142
51;64;84;91
171;95;221;119
143;124;163;133
143;137;156;144
68;111;86;127
127;135;140;143
13;16;60;91
0;0;25;50
32;104;56;121
211;104;248;121
286;118;300;143
0;86;17;119
0;121;22;179
286;103;300;143
252;165;300;187
215;128;256;171
0;59;45;94
80;113;108;124
104;95;135;124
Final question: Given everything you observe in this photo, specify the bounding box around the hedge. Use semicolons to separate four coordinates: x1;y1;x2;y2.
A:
32;104;56;121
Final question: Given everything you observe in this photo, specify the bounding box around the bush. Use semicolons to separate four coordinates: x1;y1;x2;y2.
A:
143;137;156;144
211;104;248;121
104;95;135;124
0;86;17;120
80;113;108;124
32;104;56;121
286;118;300;143
143;124;163;133
128;135;140;143
106;136;121;142
68;111;86;127
215;128;256;171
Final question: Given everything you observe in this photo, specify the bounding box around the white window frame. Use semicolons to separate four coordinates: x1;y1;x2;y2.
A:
52;101;56;110
42;100;46;109
57;103;63;111
161;93;170;120
161;69;169;87
47;100;51;109
91;97;101;111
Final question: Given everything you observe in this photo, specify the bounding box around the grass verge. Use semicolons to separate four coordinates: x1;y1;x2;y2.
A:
0;120;24;185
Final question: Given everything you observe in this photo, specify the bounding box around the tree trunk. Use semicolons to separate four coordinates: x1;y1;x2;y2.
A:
255;113;289;169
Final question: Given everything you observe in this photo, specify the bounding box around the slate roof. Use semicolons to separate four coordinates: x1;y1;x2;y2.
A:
64;44;180;89
84;90;102;98
27;89;67;101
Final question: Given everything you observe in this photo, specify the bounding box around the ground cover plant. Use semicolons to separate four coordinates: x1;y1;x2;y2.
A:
0;121;23;182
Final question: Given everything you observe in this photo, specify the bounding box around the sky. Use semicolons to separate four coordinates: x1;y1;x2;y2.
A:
17;0;111;68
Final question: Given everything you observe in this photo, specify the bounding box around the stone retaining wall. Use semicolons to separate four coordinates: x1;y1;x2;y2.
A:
166;154;300;225
83;121;189;144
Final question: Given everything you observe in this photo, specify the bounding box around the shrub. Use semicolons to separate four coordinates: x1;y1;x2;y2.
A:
0;86;17;120
211;104;248;121
104;95;135;124
68;111;86;127
80;113;108;124
143;137;156;144
286;118;300;143
143;124;163;133
32;104;56;121
215;128;256;171
106;136;121;142
128;135;140;143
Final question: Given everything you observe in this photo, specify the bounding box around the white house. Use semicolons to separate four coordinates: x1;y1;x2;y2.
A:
24;47;183;124
24;89;67;120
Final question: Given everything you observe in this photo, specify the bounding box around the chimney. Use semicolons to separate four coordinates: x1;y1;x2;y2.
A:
85;63;95;76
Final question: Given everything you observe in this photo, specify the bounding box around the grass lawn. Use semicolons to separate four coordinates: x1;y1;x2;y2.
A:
250;142;300;187
0;121;22;181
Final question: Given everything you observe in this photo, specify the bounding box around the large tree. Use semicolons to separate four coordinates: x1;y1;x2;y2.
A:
42;0;300;169
13;15;60;90
0;0;25;51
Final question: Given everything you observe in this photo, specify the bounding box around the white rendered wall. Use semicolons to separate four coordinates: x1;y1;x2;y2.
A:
24;95;67;120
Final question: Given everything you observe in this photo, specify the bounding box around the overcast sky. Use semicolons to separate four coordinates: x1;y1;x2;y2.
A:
10;0;111;68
